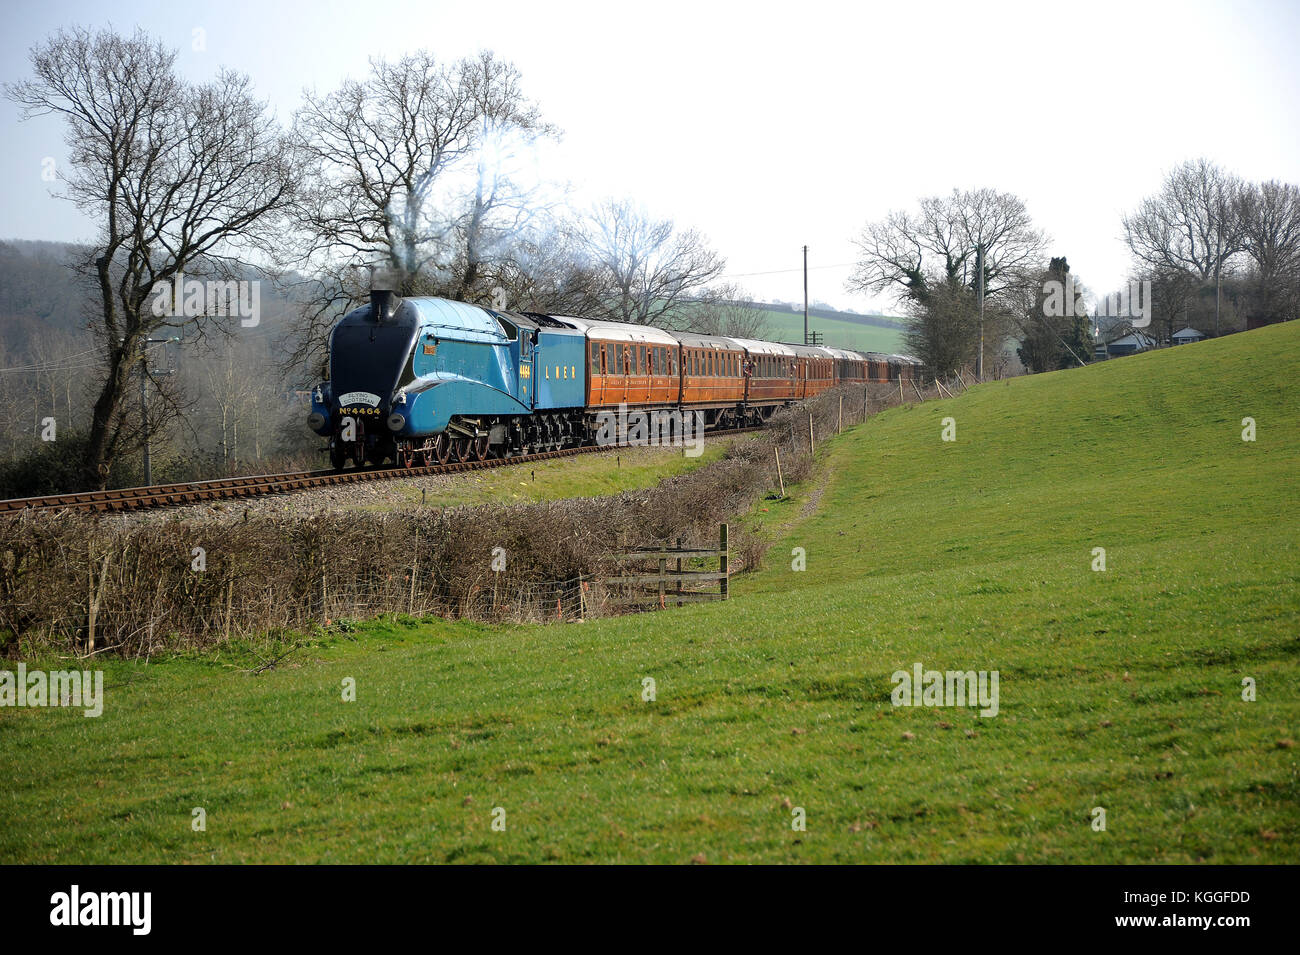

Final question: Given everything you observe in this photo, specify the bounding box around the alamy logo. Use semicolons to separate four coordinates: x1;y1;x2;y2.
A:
594;402;705;457
1043;275;1151;328
50;885;151;935
0;664;103;717
891;662;1000;717
150;271;261;327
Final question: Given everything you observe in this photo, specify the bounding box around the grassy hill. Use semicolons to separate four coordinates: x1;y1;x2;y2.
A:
752;304;906;353
2;325;1296;863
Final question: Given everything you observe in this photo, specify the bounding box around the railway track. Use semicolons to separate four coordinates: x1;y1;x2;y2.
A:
0;427;763;515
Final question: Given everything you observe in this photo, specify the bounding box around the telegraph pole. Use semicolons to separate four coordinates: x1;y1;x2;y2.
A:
975;242;985;381
802;245;809;346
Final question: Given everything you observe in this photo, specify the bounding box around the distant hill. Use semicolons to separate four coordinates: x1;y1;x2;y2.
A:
747;302;907;354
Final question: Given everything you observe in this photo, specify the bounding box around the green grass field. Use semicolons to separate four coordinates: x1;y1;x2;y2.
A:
753;305;905;353
1;325;1296;863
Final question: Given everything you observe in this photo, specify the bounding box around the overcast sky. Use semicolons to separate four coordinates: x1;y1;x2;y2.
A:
2;0;1298;314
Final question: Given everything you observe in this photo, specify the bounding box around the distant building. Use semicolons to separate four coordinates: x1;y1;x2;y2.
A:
1171;327;1206;345
1098;331;1159;358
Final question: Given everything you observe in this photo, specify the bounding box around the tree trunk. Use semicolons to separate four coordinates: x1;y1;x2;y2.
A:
83;349;132;490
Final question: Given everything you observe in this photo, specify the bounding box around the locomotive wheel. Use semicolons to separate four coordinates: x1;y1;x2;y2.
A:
433;433;452;465
472;435;489;461
453;437;471;462
330;442;346;472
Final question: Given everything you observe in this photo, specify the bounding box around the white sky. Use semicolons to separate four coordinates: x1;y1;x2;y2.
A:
2;0;1298;313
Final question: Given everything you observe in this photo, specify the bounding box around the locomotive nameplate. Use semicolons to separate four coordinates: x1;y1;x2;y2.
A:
338;391;380;407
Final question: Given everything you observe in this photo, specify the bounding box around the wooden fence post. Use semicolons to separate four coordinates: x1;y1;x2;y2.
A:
807;411;815;455
719;523;729;601
774;446;786;498
87;553;107;655
675;539;684;608
838;395;843;432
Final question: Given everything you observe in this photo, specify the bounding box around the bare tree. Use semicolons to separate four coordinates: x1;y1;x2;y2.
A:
1237;179;1300;325
1124;159;1245;284
6;27;298;488
850;188;1046;368
452;51;561;303
582;199;726;325
849;188;1047;305
1123;158;1251;337
668;283;770;338
289;50;557;367
485;215;609;315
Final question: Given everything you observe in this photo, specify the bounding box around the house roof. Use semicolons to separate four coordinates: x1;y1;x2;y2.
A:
1172;327;1205;339
1109;332;1158;348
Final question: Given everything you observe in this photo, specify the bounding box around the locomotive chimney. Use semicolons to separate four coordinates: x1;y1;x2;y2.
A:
369;266;400;322
370;288;395;322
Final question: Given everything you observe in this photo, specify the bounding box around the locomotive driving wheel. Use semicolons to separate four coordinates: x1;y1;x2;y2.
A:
433;433;452;465
453;436;472;462
471;435;489;461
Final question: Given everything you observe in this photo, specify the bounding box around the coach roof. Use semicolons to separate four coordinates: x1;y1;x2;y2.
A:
668;330;740;350
725;337;796;357
555;317;680;346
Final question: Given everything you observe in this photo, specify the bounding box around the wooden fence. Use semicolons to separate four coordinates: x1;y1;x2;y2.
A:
603;523;730;608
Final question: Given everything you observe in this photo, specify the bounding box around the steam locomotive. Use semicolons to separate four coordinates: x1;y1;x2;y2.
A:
307;291;922;469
